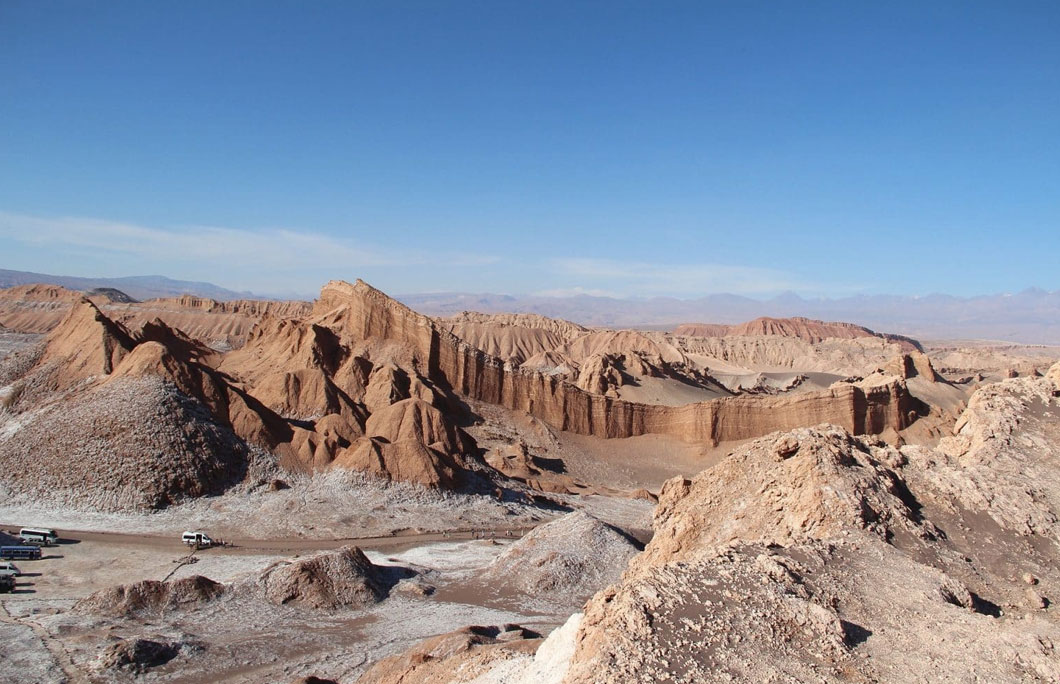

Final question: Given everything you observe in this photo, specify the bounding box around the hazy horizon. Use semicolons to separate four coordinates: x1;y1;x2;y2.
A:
2;264;1059;303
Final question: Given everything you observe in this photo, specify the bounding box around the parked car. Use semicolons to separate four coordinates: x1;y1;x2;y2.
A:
0;561;21;576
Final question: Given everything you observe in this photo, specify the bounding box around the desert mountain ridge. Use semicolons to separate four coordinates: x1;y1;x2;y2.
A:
0;268;263;301
0;277;971;513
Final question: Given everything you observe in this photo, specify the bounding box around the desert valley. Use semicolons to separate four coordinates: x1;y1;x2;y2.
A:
0;278;1058;682
6;2;1059;681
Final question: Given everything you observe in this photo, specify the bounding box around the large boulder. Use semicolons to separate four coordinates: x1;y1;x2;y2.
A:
253;546;386;610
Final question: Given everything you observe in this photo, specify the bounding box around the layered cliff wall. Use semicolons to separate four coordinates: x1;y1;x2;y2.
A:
318;280;917;445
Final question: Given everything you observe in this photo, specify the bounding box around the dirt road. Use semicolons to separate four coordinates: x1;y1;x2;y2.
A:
0;523;537;556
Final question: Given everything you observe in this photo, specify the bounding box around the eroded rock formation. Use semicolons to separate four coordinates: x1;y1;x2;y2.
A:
0;278;945;511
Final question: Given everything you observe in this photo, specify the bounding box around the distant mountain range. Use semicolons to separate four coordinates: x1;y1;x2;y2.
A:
0;269;255;301
399;289;1060;345
2;268;1058;343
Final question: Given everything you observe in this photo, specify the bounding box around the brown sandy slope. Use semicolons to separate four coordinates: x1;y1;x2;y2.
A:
0;284;83;332
105;295;311;349
440;312;588;364
0;291;485;508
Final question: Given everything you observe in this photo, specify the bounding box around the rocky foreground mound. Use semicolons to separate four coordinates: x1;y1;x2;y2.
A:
250;546;387;610
365;364;1060;683
0;376;261;511
77;546;389;620
481;511;640;603
75;575;225;617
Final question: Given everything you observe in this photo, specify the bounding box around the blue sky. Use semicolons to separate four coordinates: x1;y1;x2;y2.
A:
1;1;1057;298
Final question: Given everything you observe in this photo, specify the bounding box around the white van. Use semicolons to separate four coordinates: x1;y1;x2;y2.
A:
181;531;213;548
19;528;58;546
0;561;20;576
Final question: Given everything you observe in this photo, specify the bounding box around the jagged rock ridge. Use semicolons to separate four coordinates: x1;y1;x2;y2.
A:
0;280;940;512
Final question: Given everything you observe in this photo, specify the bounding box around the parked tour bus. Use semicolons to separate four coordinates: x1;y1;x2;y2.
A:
0;545;41;560
19;528;58;546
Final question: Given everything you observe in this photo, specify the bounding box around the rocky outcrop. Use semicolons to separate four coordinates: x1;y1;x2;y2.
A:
333;438;464;489
364;398;468;454
560;418;1060;682
356;624;547;684
219;316;362;420
574;354;624;396
1048;361;1060;387
95;638;189;673
252;546;386;610
39;299;136;387
107;323;303;457
903;363;1060;540
882;350;941;382
0;376;260;511
75;575;225;617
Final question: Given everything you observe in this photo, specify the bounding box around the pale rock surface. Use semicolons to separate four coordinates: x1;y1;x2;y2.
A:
481;511;640;603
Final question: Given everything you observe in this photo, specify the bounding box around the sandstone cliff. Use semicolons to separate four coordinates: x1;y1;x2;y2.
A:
312;280;920;446
39;298;136;388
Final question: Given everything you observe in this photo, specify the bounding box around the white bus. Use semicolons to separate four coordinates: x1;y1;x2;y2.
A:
181;531;214;548
19;528;58;546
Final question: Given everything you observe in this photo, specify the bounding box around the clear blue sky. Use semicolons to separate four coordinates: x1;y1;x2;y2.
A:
1;1;1057;298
